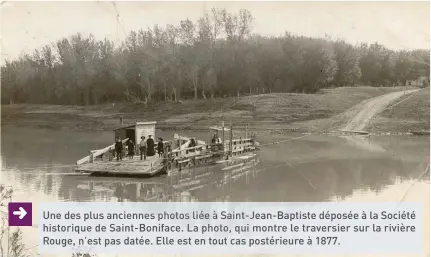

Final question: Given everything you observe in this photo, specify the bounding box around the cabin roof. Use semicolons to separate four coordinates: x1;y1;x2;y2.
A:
113;125;135;131
209;126;230;131
136;121;157;125
113;121;157;131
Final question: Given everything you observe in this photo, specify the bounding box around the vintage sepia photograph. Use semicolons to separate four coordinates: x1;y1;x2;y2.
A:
0;1;430;256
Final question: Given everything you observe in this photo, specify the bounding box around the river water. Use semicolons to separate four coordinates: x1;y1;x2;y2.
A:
0;126;429;256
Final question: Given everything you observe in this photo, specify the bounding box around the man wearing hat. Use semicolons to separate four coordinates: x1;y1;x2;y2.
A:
139;136;147;160
157;137;164;158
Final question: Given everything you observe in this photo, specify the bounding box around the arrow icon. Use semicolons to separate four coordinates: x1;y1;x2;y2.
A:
8;202;32;226
13;207;27;220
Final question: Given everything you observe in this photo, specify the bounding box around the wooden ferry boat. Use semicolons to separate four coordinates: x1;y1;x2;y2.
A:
74;121;259;178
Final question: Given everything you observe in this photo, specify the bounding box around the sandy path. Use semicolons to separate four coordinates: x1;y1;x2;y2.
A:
342;89;420;131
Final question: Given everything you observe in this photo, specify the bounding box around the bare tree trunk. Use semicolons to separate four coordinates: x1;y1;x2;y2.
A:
202;87;207;99
147;81;152;101
94;91;98;105
143;75;152;101
164;81;167;102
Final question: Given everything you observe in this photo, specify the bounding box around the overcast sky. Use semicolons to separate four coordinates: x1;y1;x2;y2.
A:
1;1;430;63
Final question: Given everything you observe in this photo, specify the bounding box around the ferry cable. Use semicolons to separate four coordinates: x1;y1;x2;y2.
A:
398;163;430;203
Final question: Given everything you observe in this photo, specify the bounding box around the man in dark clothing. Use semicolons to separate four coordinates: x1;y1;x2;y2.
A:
189;138;196;153
146;135;155;156
114;137;123;161
157;138;164;158
126;139;135;159
139;136;147;161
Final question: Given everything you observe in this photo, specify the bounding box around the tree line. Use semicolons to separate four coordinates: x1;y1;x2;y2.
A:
1;8;430;105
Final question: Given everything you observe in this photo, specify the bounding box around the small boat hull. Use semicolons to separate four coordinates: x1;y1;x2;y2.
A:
74;155;167;178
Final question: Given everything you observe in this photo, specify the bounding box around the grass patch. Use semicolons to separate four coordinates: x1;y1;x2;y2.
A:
369;88;430;132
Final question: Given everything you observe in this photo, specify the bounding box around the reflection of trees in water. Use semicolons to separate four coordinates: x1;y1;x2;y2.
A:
58;175;102;202
43;147;55;195
2;165;58;200
114;184;124;202
58;176;71;200
44;173;53;195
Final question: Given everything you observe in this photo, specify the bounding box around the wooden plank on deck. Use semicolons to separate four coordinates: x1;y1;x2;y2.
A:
75;155;164;176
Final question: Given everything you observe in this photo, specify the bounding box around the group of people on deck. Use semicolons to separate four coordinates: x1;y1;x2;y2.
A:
114;135;164;161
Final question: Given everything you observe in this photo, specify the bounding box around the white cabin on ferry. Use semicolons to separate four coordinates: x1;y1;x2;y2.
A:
113;121;157;152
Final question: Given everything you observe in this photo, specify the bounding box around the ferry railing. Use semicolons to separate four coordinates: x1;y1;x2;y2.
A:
223;138;255;153
170;138;256;159
77;138;129;165
171;144;209;158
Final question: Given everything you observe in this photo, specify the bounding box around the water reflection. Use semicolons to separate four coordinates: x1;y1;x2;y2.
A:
338;135;386;152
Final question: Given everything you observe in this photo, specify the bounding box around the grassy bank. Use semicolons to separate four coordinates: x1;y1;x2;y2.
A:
368;88;430;133
1;86;421;133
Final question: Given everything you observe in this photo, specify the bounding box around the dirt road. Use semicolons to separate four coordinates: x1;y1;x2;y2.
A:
342;89;420;131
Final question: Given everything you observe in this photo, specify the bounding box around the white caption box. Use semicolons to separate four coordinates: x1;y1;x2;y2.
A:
38;202;422;254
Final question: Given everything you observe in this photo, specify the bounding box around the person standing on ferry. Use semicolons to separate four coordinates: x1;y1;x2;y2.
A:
140;136;147;160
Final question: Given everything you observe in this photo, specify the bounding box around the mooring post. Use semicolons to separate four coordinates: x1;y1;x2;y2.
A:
179;135;181;157
209;130;212;146
120;116;123;126
169;142;173;159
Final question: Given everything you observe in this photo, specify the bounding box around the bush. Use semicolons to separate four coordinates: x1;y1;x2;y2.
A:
0;185;27;257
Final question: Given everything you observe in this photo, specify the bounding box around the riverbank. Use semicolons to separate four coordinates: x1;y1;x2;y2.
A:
368;88;430;133
1;86;426;134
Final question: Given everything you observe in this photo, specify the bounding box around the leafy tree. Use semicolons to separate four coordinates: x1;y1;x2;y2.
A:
333;41;362;87
1;8;429;105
